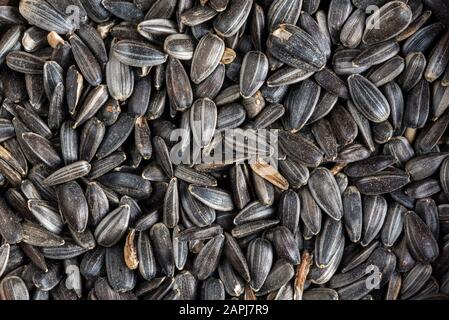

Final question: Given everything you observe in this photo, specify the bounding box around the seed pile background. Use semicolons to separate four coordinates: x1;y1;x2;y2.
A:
0;0;449;300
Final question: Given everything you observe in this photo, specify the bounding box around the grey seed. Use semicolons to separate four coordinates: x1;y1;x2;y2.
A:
191;32;225;84
309;167;343;221
401;263;432;300
332;48;370;75
215;84;241;106
348;74;390;123
106;55;134;102
65;66;84;115
189;185;234;212
315;218;343;268
150;223;174;277
327;0;353;45
273;226;300;265
57;181;89;233
106;244;136;293
278;131;323;168
32;263;62;291
300;11;331;59
69;34;102;86
303;288;339;300
231;219;279;238
22;220;64;247
180;6;217;27
89;152;127;180
329;104;358;146
0;26;24;63
341;242;380;274
98;172;152;199
298;187;321;236
166;57;193;111
21;27;46;54
74;85;109;128
43;161;91;186
201;278;225;300
381;81;404;134
381;203;406;247
41;241;89;260
193;234;224;280
79;118;106;162
256;259;294;296
164;34;195;61
137;231;157;281
402;22;445;56
218;258;245;297
404;79;430;129
0;276;29;300
234;201;275;225
102;0;143;22
94;205;130;247
267;0;302;32
416;111;449;154
416;198;439;240
6;51;45;74
19;0;75;34
283;79;321;132
213;0;253;37
368;56;405;87
384;136;415;164
176;166;217;187
190;98;217;147
342;186;362;243
96;113;135;159
363;1;413;45
0;197;23;244
268;24;326;70
113;40;167;67
77;22;108;65
405;211;439;263
0;243;10;278
400;52;427;93
153;136;173;178
194;64;225;100
173;226;188;271
345;155;396;178
406;153;449;181
43;61;63;100
209;0;229;12
27;199;63;234
163;178;179;228
224;232;250;282
145;0;177;19
432;81;449;119
405;178;441;199
339;9;365;49
354;41;400;68
146;88;166;120
180;182;215;227
229;164;251;210
240;51;268;98
278;190;300;234
174;271;197;300
361;195;387;246
267;66;314;87
425;30;449;83
247;238;273;291
80;247;105;279
355;169;410;195
59;121;78;165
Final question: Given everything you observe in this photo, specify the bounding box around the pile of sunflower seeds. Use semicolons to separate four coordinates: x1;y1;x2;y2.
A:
0;0;449;301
